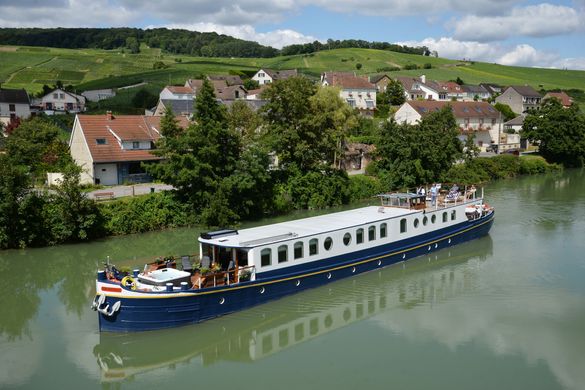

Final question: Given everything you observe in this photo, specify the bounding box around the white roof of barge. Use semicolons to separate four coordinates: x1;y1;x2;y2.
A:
199;206;415;248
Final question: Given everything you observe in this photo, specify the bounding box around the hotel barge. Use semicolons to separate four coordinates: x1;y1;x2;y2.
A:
93;187;494;332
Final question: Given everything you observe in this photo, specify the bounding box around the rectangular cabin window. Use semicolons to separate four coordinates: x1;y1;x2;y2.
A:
294;242;303;260
356;228;364;244
9;104;15;111
261;248;271;267
400;218;407;233
309;239;318;256
451;210;457;221
443;212;448;222
368;226;376;241
294;323;304;342
278;245;288;263
380;223;387;238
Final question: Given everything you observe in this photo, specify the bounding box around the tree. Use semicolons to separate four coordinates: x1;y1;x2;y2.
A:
386;79;406;106
523;98;585;167
356;63;362;70
376;91;391;118
374;106;462;188
4;117;73;180
227;99;262;144
0;155;30;249
243;79;259;91
463;134;480;162
125;37;140;53
261;77;317;172
131;88;158;109
494;102;516;122
455;77;464;86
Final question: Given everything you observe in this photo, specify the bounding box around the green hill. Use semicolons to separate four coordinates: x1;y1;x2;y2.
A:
1;45;584;95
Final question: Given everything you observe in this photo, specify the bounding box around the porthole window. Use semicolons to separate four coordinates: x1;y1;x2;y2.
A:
324;237;333;251
356;228;364;244
368;226;376;241
294;241;303;260
278;245;288;263
261;248;271;267
400;218;407;233
343;233;352;246
423;216;428;226
451;210;456;221
431;214;436;223
414;218;419;228
309;238;318;256
442;212;448;222
380;223;387;238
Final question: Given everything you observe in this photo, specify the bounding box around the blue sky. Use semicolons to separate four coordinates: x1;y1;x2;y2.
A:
0;0;584;69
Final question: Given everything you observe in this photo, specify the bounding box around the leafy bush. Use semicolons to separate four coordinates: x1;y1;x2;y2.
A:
100;192;195;235
348;175;384;202
403;64;419;70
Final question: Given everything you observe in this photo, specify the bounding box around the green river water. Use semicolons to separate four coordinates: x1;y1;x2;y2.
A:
1;169;585;390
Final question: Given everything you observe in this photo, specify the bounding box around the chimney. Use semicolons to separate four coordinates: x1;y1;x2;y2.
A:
106;110;113;120
420;75;426;84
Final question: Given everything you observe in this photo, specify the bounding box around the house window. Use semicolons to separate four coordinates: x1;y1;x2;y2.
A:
258;72;265;77
53;93;58;99
235;90;240;99
278;245;288;263
261;248;271;267
59;93;65;99
380;223;387;238
132;141;140;149
479;118;484;125
96;138;107;145
9;104;15;111
491;118;497;125
439;93;447;100
343;233;352;246
309;239;318;256
365;100;374;109
294;242;303;260
368;226;376;241
400;218;407;233
346;99;356;108
356;228;364;244
324;237;333;251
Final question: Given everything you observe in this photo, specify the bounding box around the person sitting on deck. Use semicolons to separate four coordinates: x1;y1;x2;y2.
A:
430;184;438;206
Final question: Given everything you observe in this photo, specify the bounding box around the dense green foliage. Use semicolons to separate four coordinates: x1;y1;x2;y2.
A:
280;39;427;56
444;155;560;184
0;28;278;58
523;99;585;167
373;107;462;188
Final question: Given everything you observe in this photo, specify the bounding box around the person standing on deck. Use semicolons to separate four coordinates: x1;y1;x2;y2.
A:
430;184;438;206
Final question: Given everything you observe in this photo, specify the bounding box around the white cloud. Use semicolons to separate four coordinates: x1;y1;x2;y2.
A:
451;3;584;41
398;37;585;70
164;23;318;49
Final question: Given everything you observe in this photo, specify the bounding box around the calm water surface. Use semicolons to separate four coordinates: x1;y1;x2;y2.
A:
1;169;585;390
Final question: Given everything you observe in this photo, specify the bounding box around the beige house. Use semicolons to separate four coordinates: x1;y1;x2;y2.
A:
321;72;376;113
394;101;503;152
70;112;189;185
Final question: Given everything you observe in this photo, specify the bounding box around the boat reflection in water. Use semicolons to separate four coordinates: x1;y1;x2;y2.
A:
94;235;493;382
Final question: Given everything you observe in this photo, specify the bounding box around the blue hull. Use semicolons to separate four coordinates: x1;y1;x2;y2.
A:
98;211;495;332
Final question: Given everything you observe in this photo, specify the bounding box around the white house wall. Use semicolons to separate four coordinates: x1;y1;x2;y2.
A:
394;104;422;124
339;89;376;110
69;117;94;184
0;102;31;120
252;70;273;85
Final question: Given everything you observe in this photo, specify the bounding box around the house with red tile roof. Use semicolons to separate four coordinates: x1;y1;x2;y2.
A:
543;91;573;107
70;112;189;185
394;101;504;152
321;72;377;113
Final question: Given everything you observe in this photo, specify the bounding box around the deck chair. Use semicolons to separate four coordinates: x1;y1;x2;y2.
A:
181;256;193;273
